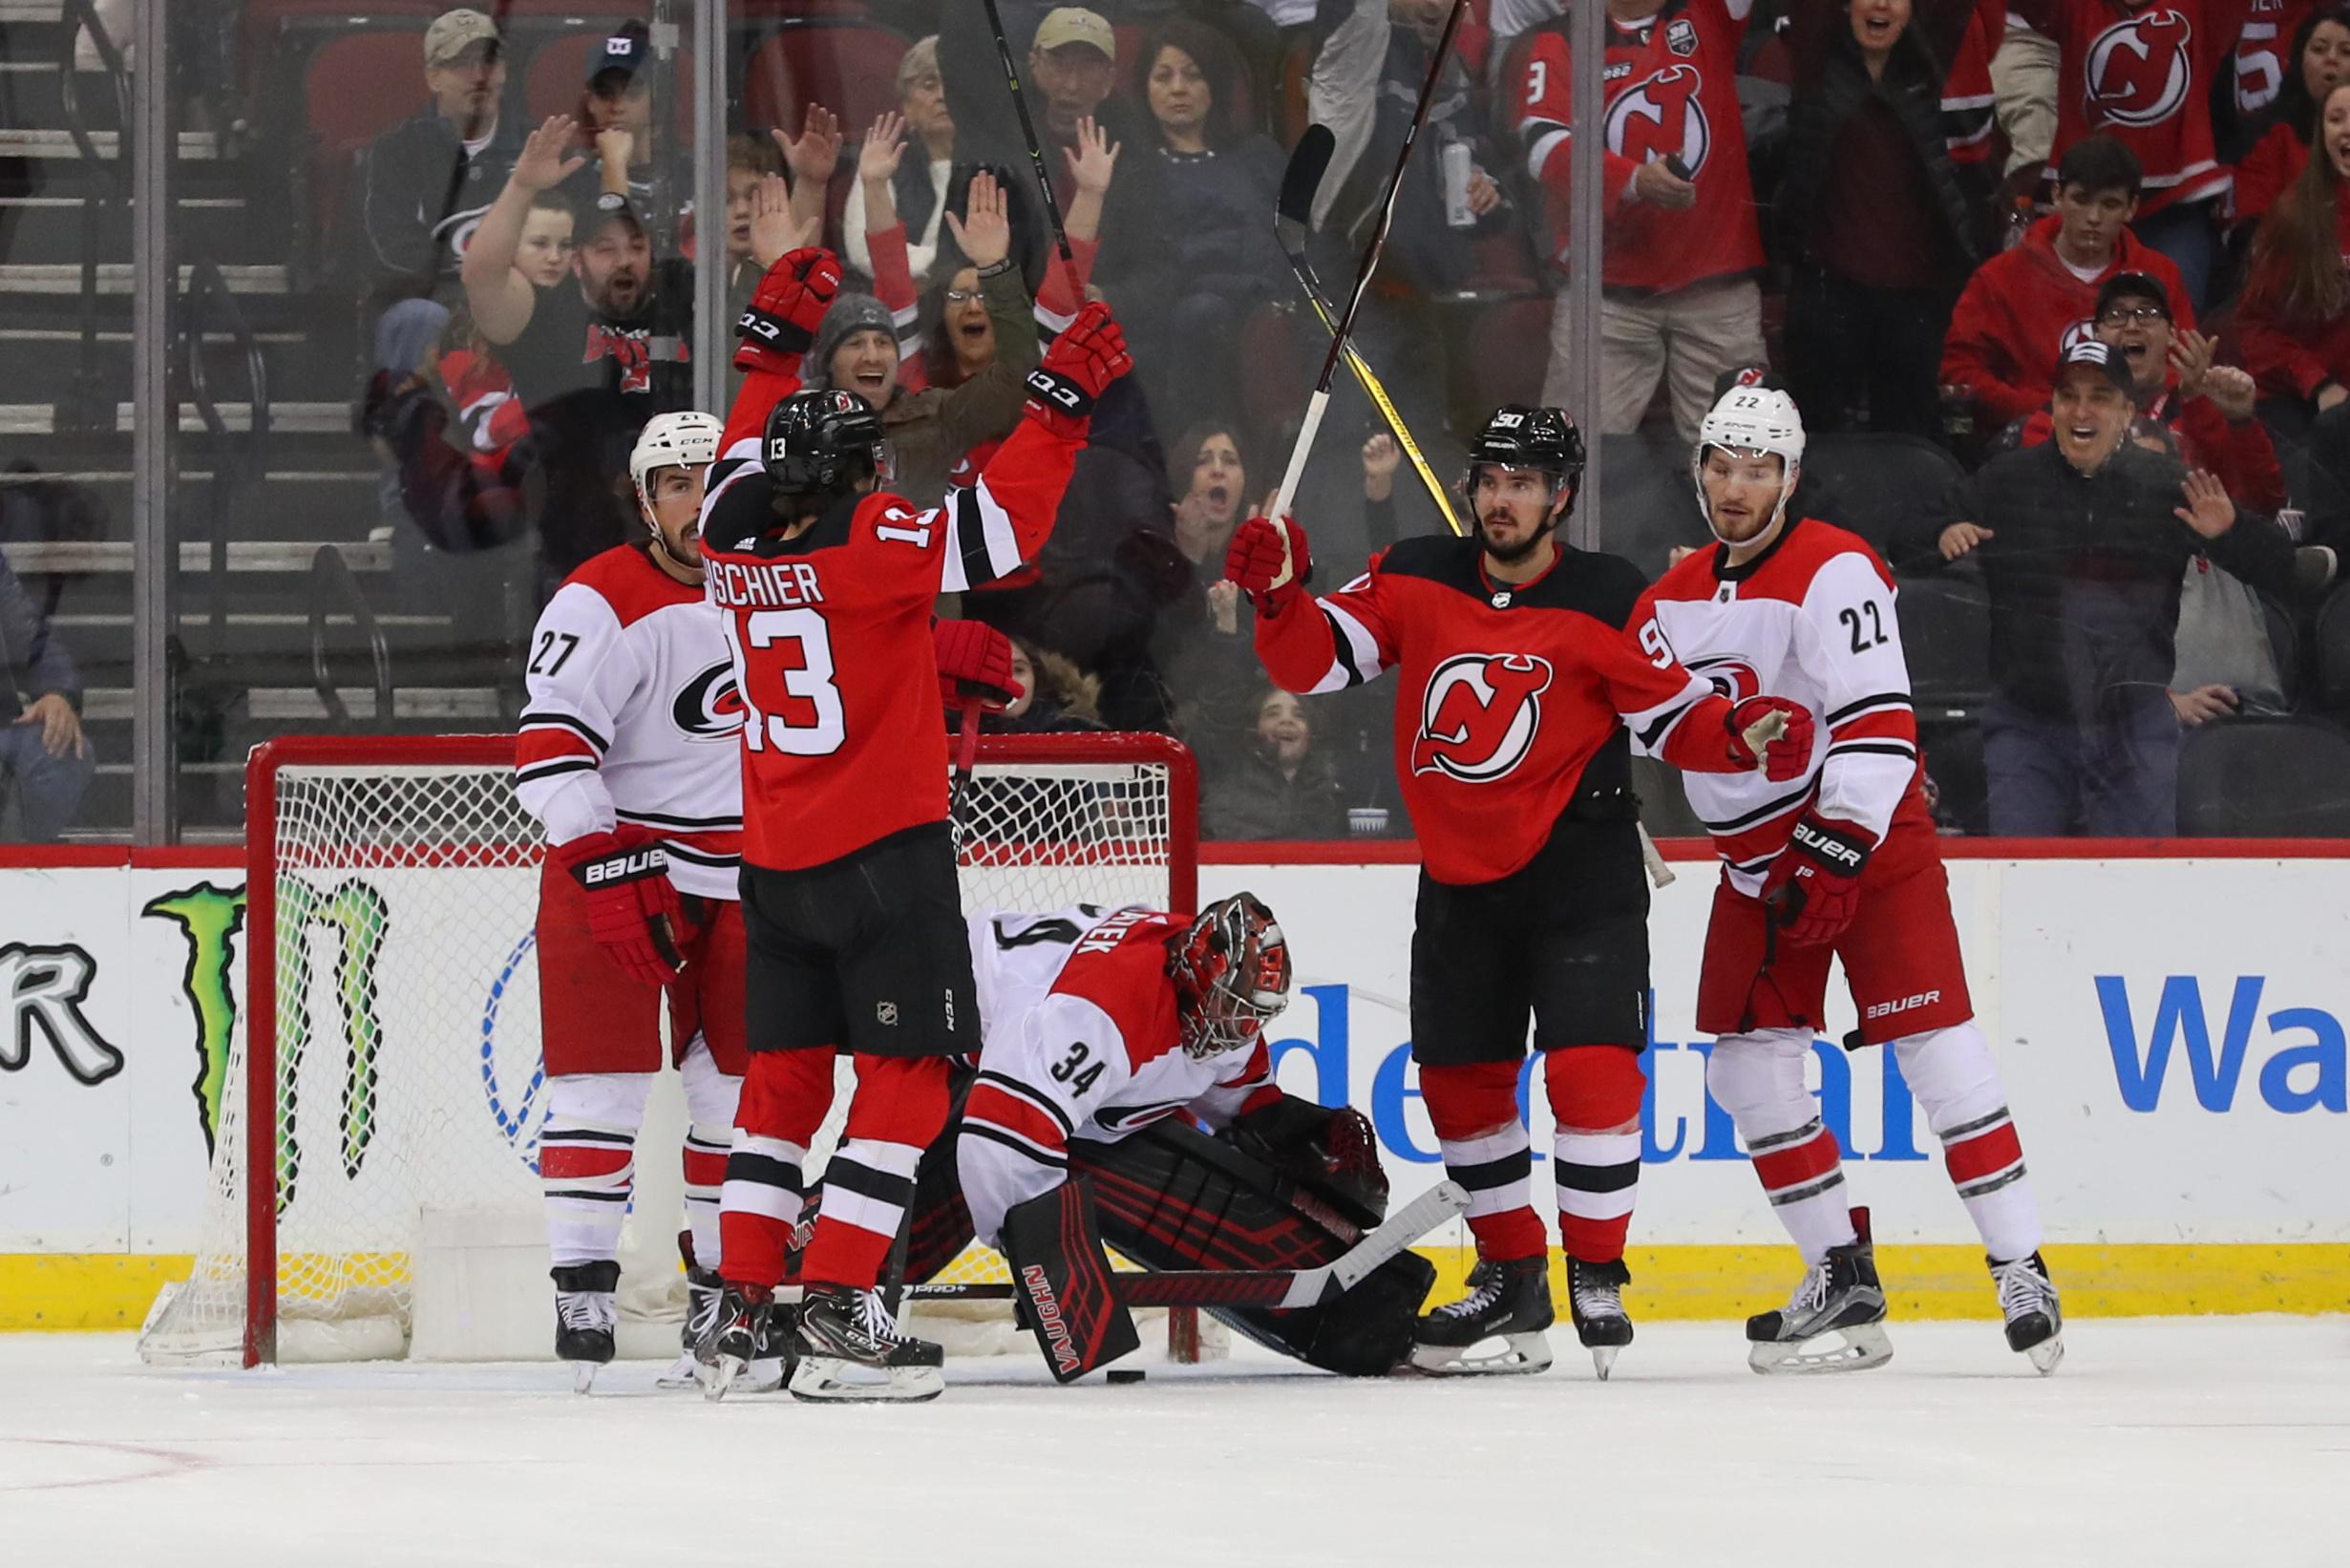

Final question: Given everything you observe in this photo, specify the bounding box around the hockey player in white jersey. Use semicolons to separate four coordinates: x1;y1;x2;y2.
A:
1631;384;2063;1375
516;410;751;1389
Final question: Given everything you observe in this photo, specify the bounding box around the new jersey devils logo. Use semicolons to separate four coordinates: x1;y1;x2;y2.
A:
1410;654;1555;783
673;660;747;738
2085;11;2193;127
585;322;656;395
1605;64;1710;176
2059;315;2097;357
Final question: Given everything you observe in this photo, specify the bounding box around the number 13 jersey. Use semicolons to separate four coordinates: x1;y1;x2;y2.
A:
1631;519;1923;896
697;417;1081;872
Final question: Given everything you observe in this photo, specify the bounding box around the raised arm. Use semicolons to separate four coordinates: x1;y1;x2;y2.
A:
1228;516;1403;694
461;116;583;345
720;246;841;448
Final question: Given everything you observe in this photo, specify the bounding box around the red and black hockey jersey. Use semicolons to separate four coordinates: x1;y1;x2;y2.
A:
698;413;1081;873
1514;0;1766;292
2019;0;2250;212
1254;535;1747;886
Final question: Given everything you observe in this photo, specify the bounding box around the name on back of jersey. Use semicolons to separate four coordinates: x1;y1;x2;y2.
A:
708;558;826;611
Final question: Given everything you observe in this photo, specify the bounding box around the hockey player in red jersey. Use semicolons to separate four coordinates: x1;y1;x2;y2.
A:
516;410;748;1390
1226;405;1813;1378
1634;383;2064;1374
696;243;1131;1402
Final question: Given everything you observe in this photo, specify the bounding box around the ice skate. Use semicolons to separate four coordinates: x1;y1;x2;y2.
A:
1566;1256;1634;1380
788;1282;945;1403
1409;1255;1555;1376
699;1284;792;1401
658;1266;728;1389
1991;1251;2064;1374
551;1261;619;1393
1747;1210;1892;1374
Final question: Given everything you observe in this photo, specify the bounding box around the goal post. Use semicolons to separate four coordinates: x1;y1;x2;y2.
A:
138;731;1200;1368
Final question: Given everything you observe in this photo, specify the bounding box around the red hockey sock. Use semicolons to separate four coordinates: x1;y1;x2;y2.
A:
1419;1060;1545;1261
1544;1045;1644;1264
719;1048;837;1290
800;1053;953;1290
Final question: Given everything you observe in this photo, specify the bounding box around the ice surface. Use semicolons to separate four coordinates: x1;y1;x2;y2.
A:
5;1320;2342;1566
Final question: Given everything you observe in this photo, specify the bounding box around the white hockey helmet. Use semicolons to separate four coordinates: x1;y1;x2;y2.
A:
1692;385;1806;545
629;410;724;509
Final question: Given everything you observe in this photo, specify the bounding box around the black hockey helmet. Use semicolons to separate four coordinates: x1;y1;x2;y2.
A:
1167;893;1293;1060
762;389;888;498
1466;404;1585;513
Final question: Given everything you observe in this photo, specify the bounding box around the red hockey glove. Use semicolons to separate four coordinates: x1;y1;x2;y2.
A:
551;827;687;988
932;617;1023;712
1724;696;1815;782
734;246;840;377
1761;814;1875;947
1222;516;1312;616
1024;302;1132;439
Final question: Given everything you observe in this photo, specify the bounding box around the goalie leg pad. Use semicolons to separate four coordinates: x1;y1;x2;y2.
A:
1001;1177;1141;1382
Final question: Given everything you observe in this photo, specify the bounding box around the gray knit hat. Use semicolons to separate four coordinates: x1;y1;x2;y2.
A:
807;291;898;392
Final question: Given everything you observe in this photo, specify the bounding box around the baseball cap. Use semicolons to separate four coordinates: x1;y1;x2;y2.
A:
587;20;651;88
423;9;499;68
1033;8;1115;60
2095;270;2171;322
2055;338;2135;395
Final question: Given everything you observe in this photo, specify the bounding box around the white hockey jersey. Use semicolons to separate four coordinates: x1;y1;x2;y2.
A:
1630;519;1922;896
958;905;1279;1245
516;543;746;900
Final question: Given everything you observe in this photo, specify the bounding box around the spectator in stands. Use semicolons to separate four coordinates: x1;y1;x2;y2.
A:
2236;79;2350;472
2234;5;2350;228
0;547;93;843
1095;16;1290;431
359;9;519;307
1906;340;2305;836
578;22;662;216
989;635;1107;733
462;117;696;583
1138;422;1267;738
1941;137;2195;434
724;135;785;309
1514;0;1768;441
1778;0;1986;438
1203;687;1350;840
844;37;958;283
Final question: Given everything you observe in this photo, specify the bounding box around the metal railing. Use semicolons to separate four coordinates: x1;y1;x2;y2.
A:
306;544;392;730
53;0;131;437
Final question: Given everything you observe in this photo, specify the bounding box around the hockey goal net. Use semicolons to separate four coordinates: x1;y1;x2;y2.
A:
138;731;1198;1367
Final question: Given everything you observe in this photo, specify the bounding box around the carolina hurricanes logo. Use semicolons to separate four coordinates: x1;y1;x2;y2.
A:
672;661;747;738
2085;11;2193;127
1687;655;1760;703
1605;64;1710;176
1410;654;1555;783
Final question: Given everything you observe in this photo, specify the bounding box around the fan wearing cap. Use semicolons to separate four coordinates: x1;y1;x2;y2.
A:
575;20;665;214
1913;339;2305;836
359;8;522;298
1633;380;2063;1375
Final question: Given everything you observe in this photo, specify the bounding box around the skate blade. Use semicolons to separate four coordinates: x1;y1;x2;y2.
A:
655;1351;702;1390
787;1354;944;1404
1407;1331;1555;1378
2024;1332;2064;1376
1747;1322;1894;1375
571;1361;600;1395
701;1351;746;1402
1590;1345;1620;1381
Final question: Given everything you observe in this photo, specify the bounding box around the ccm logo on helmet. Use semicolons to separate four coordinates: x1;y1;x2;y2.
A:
1410;653;1554;782
1866;990;1942;1021
672;661;747;739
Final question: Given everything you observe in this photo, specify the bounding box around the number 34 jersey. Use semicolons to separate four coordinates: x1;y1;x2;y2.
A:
1632;519;1923;896
961;906;1278;1173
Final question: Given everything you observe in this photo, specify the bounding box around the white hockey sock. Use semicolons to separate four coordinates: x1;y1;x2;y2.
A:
1895;1024;2043;1262
1707;1031;1858;1263
679;1042;741;1272
540;1073;653;1268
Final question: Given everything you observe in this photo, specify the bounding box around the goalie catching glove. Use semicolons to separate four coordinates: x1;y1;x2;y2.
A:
1023;302;1132;439
1762;814;1874;945
1221;515;1312;617
931;618;1023;712
735;246;840;377
551;826;688;987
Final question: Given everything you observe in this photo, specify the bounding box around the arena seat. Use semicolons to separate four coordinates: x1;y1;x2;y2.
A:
1895;571;1993;720
294;26;438;270
1594;433;1703;580
2176;716;2350;836
1798;433;1966;551
1460;294;1551;415
2314;583;2350;715
741;19;913;136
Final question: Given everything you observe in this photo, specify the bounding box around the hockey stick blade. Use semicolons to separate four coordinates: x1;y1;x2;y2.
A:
1275;123;1334;261
1279;1177;1468;1308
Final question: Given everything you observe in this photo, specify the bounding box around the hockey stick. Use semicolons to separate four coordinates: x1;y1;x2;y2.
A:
907;1178;1469;1310
978;0;1086;304
1274;125;1465;539
1264;0;1470;586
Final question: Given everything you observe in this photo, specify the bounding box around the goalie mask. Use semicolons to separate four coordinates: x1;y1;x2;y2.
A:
763;389;892;500
1168;893;1293;1059
1693;385;1806;547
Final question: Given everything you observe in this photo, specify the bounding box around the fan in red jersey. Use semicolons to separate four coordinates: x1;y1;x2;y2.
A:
694;243;1131;1404
515;410;748;1392
1631;382;2064;1375
1226;403;1812;1380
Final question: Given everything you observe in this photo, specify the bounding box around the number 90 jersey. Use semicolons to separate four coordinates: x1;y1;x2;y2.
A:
698;418;1081;872
1631;519;1923;895
962;906;1279;1174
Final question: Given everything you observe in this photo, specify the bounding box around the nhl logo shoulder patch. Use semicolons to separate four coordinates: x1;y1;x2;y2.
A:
1666;17;1699;55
